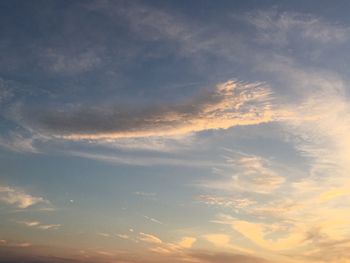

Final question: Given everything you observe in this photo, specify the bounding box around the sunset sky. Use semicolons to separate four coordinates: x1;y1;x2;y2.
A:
2;1;350;262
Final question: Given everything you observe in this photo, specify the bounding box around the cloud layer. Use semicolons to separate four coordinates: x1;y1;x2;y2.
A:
20;80;274;141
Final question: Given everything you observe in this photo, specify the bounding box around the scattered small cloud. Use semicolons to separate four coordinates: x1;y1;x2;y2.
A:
0;185;49;209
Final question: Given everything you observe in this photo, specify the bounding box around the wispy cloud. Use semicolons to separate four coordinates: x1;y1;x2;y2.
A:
138;232;163;244
22;80;274;141
197;195;256;210
0;132;39;153
246;10;349;46
0;78;14;104
0;239;31;248
66;150;227;167
189;251;270;263
143;215;163;225
17;220;60;230
200;155;285;194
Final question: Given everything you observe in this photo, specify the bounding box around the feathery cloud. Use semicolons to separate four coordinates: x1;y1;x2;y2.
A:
138;232;163;244
17;220;60;230
23;80;274;141
247;10;349;46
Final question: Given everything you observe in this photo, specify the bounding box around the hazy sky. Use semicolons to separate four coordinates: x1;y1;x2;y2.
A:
1;1;350;262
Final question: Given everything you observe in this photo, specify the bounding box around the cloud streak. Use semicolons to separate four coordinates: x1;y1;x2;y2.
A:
22;80;274;140
17;220;60;230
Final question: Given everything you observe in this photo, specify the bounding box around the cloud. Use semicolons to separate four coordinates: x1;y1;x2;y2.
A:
116;234;129;240
189;251;269;263
137;232;196;257
212;214;304;252
232;156;285;193
0;78;13;104
196;195;256;210
87;1;225;57
201;155;285;194
203;234;231;247
96;136;194;152
203;80;350;256
138;232;163;244
0;239;31;248
22;80;275;141
97;232;111;238
17;220;60;230
143;215;163;225
41;48;102;74
247;10;349;46
134;192;156;197
178;237;196;249
0;185;48;209
0;132;39;153
67;150;225;167
203;233;253;254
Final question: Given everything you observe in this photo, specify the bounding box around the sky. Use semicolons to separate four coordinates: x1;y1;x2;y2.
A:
1;0;350;262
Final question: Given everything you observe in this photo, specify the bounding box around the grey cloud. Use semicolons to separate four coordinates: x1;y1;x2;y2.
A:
41;48;103;75
20;80;273;140
0;132;39;153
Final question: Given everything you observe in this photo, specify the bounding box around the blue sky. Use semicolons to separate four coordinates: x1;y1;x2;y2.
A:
1;1;350;262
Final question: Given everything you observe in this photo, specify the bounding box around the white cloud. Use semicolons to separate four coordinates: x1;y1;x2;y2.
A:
138;232;163;244
0;185;48;209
